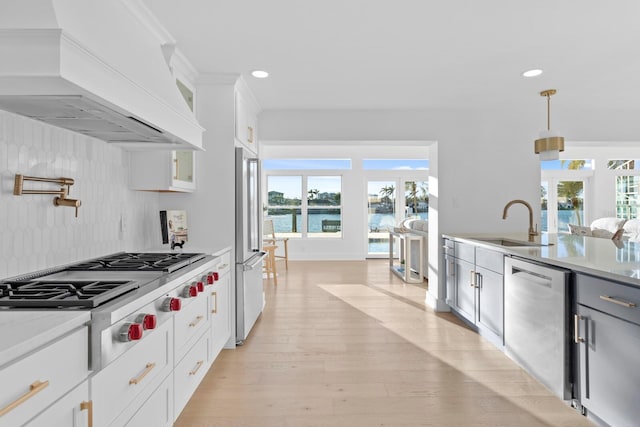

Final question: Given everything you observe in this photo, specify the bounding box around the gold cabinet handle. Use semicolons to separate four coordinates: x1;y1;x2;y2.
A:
189;360;205;376
189;315;204;327
173;158;179;180
0;380;49;417
600;295;637;308
211;291;218;314
469;270;476;287
80;400;93;427
129;362;156;385
574;314;585;343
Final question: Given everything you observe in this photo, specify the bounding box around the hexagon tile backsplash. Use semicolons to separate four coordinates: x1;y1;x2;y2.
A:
0;110;160;279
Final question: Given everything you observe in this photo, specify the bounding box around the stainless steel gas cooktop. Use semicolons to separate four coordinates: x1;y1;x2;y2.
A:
0;252;207;309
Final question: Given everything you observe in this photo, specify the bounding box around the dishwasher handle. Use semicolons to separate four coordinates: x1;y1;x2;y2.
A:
510;266;554;288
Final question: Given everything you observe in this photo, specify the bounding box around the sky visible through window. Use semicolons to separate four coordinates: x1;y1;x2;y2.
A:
540;159;593;170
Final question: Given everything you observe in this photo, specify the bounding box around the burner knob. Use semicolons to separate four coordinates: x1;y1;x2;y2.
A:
183;285;198;298
212;272;220;281
119;323;143;342
137;314;157;330
206;273;215;284
196;281;205;292
162;297;181;312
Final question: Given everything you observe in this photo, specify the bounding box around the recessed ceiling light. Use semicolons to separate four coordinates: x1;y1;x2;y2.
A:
522;69;543;78
251;70;269;79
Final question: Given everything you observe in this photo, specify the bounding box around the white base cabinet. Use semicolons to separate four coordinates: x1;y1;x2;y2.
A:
0;327;89;427
124;375;173;427
27;380;90;427
174;330;210;419
210;251;232;358
91;319;173;427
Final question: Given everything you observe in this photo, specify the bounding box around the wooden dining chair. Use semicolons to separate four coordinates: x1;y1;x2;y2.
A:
262;244;278;285
263;219;289;270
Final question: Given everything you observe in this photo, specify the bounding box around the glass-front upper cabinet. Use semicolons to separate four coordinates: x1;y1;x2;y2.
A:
129;77;197;192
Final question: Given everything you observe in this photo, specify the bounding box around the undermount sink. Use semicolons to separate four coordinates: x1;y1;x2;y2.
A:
470;237;551;247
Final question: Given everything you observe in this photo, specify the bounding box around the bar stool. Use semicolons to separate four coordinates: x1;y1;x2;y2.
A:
263;244;278;285
263;219;289;270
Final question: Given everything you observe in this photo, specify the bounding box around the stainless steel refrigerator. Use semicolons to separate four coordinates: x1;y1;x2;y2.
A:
235;147;266;344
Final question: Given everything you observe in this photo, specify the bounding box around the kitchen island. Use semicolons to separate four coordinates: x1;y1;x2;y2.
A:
443;232;640;427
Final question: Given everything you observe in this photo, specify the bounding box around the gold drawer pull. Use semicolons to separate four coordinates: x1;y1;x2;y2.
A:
600;295;637;308
189;360;205;376
80;400;93;427
129;362;156;385
219;263;228;270
0;380;49;417
211;291;218;314
189;315;204;327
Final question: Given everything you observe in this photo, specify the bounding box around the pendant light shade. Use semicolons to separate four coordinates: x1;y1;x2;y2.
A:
534;89;564;161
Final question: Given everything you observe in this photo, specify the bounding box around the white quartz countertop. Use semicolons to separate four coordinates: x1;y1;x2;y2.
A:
0;311;90;367
444;232;640;287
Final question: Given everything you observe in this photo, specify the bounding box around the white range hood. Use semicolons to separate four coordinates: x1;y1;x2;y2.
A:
0;0;204;150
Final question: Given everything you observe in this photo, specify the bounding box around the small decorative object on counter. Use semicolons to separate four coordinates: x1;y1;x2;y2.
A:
160;210;188;249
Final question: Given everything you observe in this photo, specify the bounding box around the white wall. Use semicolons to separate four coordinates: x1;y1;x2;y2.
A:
0;110;159;279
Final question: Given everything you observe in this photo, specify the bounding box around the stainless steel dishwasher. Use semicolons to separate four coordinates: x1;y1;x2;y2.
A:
504;256;571;400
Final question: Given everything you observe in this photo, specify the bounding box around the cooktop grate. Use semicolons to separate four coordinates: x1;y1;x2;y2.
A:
0;280;139;308
64;252;205;272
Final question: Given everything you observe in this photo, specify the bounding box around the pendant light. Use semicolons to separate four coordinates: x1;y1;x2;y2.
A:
534;89;565;161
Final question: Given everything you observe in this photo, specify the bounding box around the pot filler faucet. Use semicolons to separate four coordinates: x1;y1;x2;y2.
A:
14;174;81;217
502;199;539;242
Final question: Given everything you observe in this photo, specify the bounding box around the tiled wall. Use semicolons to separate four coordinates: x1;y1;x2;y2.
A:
0;110;160;279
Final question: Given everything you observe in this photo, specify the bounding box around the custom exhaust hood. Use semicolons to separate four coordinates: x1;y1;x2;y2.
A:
0;0;204;150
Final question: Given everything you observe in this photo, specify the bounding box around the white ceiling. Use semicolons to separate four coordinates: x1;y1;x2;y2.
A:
143;0;640;113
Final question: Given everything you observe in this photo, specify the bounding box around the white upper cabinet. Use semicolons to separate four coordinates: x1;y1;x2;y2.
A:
130;63;198;192
235;80;259;155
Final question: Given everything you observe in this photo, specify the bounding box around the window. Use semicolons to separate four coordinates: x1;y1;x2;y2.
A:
265;172;342;239
609;160;640;218
541;159;591;232
363;159;429;170
263;159;351;170
404;180;428;219
266;176;302;237
307;176;342;238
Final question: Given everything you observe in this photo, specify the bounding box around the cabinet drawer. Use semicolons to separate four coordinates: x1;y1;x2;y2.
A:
576;273;640;326
174;331;210;419
174;294;209;361
454;241;475;263
27;380;89;427
443;239;455;258
476;247;504;275
0;327;88;427
214;251;231;277
92;320;173;427
125;374;173;427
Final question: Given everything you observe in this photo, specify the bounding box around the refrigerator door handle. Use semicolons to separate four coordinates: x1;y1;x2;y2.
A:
244;252;267;270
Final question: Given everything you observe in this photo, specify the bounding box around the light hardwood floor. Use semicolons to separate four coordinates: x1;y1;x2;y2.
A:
175;260;593;427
